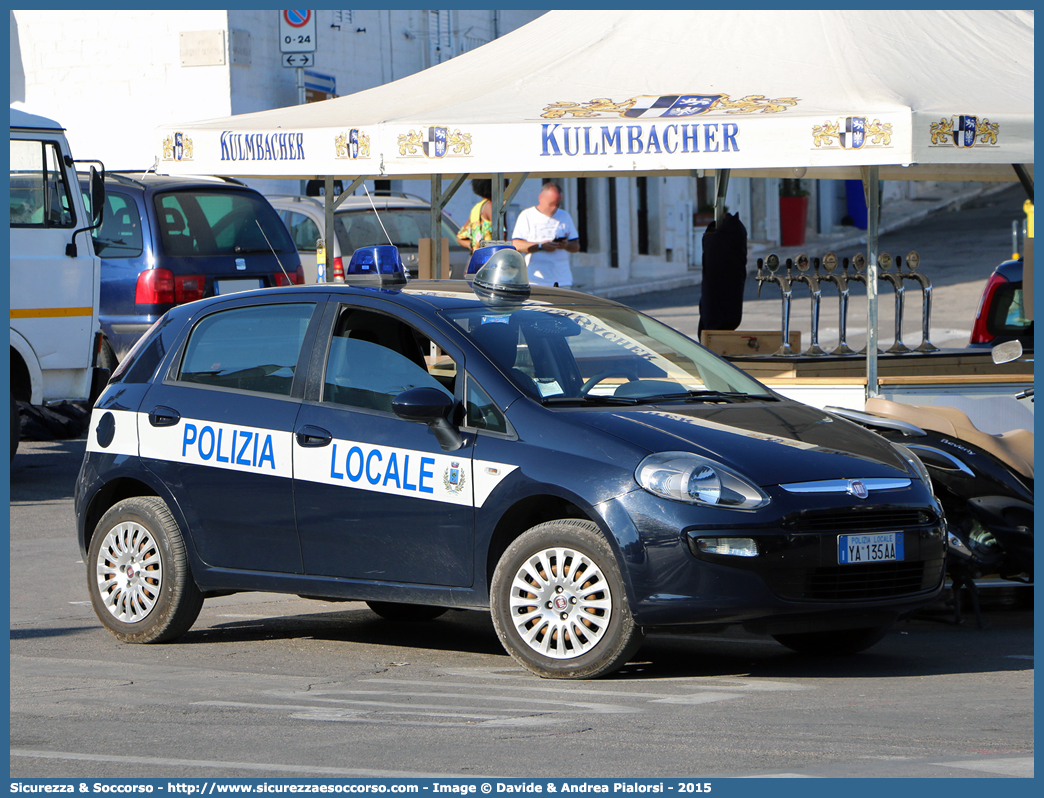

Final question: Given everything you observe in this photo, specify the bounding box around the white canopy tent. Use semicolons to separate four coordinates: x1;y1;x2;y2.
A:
154;9;1034;393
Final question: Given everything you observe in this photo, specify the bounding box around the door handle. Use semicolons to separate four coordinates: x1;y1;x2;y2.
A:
296;425;332;447
148;406;181;427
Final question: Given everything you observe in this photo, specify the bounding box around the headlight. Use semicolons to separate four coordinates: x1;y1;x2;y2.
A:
635;452;769;510
893;443;933;492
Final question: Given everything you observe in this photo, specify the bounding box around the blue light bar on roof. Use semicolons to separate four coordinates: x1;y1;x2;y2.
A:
466;243;516;275
344;245;407;287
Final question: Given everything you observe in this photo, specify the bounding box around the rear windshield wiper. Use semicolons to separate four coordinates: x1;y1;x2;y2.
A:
234;246;288;254
634;390;777;404
541;394;639;406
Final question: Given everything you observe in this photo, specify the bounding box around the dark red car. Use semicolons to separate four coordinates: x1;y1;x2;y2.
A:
970;258;1033;349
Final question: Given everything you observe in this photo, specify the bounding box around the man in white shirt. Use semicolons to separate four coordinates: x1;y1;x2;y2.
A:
511;182;580;287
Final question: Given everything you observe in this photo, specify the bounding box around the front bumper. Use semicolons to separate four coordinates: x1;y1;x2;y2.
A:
608;484;947;630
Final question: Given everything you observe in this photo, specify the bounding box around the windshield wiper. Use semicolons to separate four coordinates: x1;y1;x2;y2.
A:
633;390;777;404
541;394;639;406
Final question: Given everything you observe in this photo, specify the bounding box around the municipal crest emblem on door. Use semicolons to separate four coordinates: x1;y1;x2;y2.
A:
443;462;466;494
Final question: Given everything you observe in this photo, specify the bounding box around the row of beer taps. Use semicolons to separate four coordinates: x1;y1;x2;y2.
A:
755;251;936;357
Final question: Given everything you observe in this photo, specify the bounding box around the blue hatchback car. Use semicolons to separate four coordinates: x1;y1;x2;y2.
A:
75;248;946;679
83;172;303;368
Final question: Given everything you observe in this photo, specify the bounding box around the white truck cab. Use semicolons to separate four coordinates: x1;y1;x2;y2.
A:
9;107;106;458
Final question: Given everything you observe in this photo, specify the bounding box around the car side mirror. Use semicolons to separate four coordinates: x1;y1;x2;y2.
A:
992;340;1024;364
89;166;106;226
392;387;464;451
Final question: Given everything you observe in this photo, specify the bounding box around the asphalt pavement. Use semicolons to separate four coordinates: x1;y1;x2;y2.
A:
8;435;1035;781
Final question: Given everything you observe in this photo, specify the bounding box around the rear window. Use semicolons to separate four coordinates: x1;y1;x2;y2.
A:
333;209;463;253
985;281;1033;338
154;189;296;257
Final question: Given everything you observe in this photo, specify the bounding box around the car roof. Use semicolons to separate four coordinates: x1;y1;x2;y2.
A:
265;193;434;212
82;171;255;192
994;258;1023;281
164;280;623;321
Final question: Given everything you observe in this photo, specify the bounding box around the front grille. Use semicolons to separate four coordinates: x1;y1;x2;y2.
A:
781;507;931;532
765;559;944;602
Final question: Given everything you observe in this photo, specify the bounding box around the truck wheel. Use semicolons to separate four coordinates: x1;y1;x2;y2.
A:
490;519;644;679
772;623;893;656
97;338;118;374
365;601;447;621
88;496;203;644
10;393;19;461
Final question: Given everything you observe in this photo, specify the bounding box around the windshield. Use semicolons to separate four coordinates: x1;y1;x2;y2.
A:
333;208;462;253
154;189;296;257
448;304;775;404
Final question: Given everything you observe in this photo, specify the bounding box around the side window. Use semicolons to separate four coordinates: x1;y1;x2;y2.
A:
91;191;143;257
177;303;315;395
465;377;508;434
285;211;320;253
322;307;456;413
9;138;75;228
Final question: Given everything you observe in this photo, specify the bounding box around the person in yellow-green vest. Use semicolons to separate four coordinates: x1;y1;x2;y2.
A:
456;179;495;252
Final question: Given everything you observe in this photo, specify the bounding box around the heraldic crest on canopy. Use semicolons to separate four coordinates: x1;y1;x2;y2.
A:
929;116;1000;147
540;94;799;119
398;127;473;158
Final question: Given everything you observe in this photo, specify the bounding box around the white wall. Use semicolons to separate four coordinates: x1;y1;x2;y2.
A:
13;10;235;170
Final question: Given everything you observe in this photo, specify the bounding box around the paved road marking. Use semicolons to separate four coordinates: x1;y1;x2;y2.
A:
185;671;809;727
933;757;1034;777
9;748;462;777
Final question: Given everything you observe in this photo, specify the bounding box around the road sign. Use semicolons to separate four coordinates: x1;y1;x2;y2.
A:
283;53;314;68
304;69;335;94
280;10;316;54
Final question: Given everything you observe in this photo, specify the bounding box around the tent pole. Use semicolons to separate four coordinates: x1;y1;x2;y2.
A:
1012;164;1034;202
714;169;730;227
862;165;880;398
492;172;504;240
323;175;335;283
431;174;443;280
334;176;368;209
503;173;529;208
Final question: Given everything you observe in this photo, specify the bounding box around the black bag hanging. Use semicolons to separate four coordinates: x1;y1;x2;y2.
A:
697;212;748;338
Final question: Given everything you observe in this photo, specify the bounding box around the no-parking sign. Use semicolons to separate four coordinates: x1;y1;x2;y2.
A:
279;10;316;54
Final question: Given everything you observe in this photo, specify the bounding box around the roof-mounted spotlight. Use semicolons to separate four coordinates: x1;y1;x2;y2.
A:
345;245;408;288
466;242;516;279
472;247;530;308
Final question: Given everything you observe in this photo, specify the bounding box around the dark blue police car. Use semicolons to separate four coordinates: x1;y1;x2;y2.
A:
76;246;946;679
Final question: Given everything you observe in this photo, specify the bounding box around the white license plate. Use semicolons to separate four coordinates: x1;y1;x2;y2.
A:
215;278;263;295
838;532;904;564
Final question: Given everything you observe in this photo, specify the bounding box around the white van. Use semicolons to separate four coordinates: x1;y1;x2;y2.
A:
9;107;106;458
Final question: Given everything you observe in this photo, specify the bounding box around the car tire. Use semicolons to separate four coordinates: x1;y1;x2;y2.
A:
10;393;20;461
772;623;893;656
365;601;448;622
97;338;118;374
88;496;203;644
490;519;644;679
